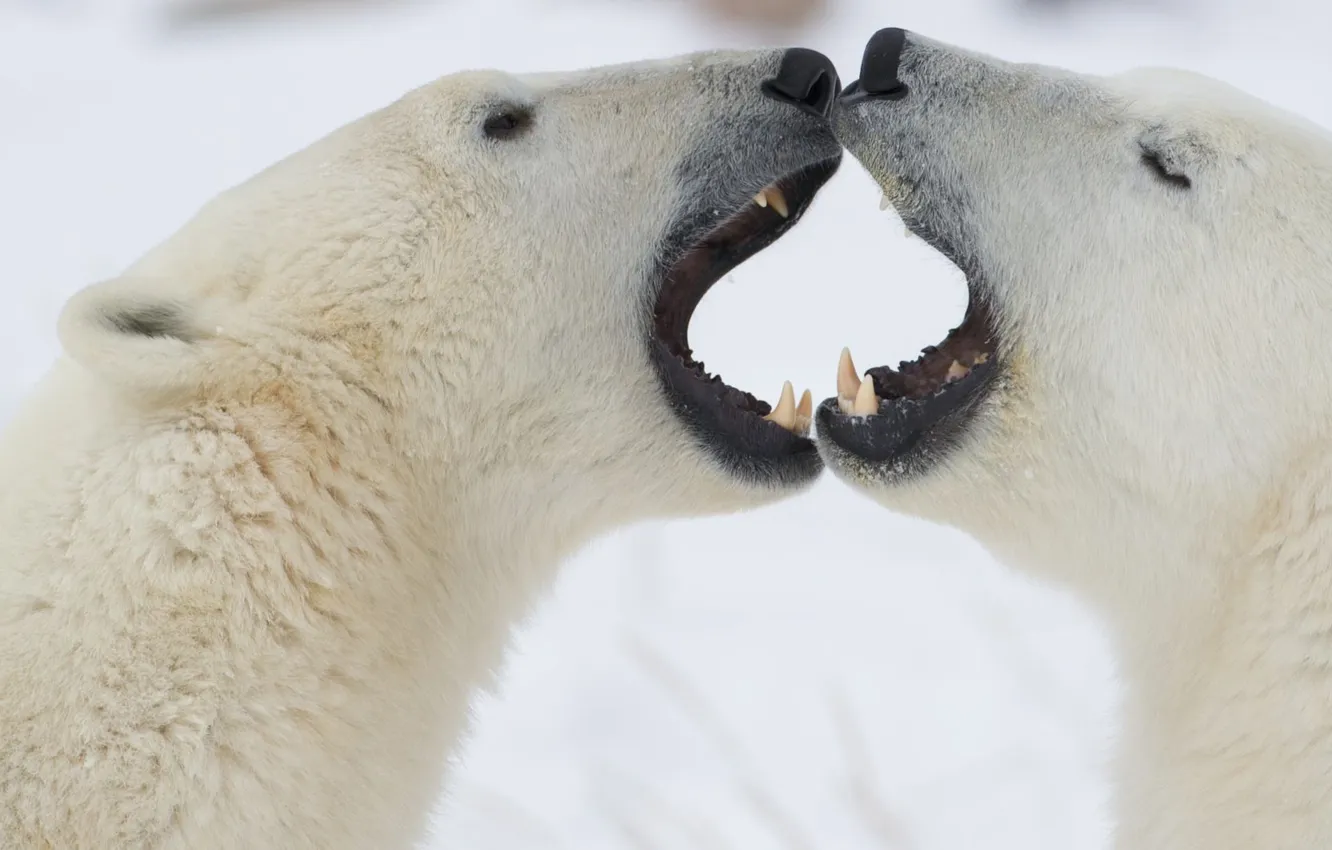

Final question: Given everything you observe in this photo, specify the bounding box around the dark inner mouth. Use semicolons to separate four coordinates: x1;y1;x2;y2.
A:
866;297;997;402
651;157;839;444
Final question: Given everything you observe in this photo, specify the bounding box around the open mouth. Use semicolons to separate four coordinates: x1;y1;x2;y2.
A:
814;30;1002;475
650;155;840;483
817;209;1001;469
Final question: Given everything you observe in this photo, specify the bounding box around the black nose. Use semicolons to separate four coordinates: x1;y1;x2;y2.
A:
857;27;909;98
762;48;840;119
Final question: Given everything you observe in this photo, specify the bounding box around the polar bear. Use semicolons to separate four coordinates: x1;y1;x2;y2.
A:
0;50;841;849
816;27;1332;850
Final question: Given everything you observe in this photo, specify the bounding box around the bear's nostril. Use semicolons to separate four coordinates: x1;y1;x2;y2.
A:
802;71;836;116
762;48;841;119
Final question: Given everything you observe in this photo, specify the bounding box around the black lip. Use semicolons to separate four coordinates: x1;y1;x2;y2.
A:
650;154;840;487
817;357;998;470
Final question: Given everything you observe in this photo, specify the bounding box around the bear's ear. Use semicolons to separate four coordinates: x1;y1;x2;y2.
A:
57;277;223;395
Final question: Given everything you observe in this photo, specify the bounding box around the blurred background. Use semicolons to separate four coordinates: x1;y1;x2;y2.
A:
2;0;1329;847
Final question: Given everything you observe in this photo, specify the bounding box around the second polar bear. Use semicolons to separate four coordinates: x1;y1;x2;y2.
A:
819;27;1332;850
0;50;841;848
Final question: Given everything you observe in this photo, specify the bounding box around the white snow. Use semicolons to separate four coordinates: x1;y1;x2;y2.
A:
2;0;1327;846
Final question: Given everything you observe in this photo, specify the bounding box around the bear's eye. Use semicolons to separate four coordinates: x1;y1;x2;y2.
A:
1140;146;1192;190
482;106;534;142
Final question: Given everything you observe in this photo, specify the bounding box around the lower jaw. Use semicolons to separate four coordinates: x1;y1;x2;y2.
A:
815;363;998;472
686;425;823;490
650;344;823;489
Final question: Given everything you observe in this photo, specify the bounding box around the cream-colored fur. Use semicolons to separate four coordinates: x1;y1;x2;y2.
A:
822;33;1332;849
0;52;835;849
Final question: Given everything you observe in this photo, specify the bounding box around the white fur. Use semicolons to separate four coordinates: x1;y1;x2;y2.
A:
0;52;826;849
825;35;1332;849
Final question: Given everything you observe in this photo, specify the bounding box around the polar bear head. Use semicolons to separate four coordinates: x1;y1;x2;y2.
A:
817;30;1332;603
54;51;841;550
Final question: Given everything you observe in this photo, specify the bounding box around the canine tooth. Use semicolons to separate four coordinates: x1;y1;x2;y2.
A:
837;347;861;403
795;389;813;435
754;191;769;208
879;193;892;212
946;360;970;382
853;374;879;416
974;352;991;364
794;390;813;436
765;380;797;430
838;397;855;416
767;187;790;218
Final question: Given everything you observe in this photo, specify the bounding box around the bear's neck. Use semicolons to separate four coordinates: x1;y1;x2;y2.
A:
245;401;581;828
49;363;577;846
1098;467;1332;850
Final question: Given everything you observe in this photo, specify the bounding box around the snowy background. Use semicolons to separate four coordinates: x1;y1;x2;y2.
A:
3;0;1330;847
